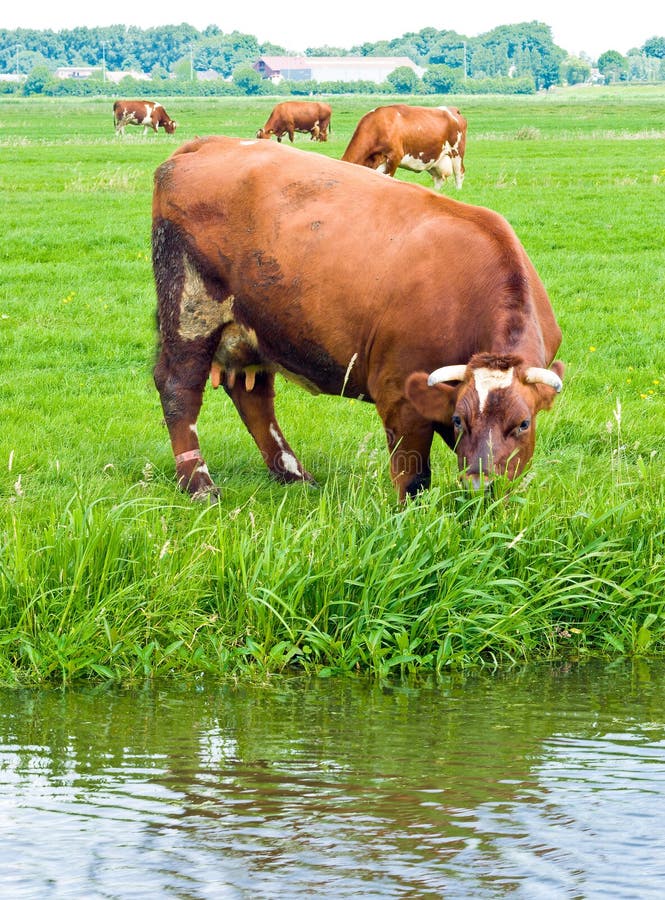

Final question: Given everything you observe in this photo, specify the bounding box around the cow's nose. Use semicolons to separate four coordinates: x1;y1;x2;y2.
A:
460;472;493;492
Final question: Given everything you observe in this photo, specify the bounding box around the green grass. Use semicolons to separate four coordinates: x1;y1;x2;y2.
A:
1;89;665;684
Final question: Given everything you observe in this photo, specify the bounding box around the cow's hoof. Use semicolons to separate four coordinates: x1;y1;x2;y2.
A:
271;469;317;486
191;484;221;503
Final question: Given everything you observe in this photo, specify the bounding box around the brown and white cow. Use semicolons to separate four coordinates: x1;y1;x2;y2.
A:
342;104;467;190
113;100;177;136
256;101;332;143
152;136;563;501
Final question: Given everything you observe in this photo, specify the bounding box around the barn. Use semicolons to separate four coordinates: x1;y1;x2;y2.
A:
253;56;425;84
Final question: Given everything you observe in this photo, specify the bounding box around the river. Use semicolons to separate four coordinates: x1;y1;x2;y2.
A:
1;659;664;897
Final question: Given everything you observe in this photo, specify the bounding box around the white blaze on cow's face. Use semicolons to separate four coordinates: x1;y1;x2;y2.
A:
452;364;538;485
472;366;515;412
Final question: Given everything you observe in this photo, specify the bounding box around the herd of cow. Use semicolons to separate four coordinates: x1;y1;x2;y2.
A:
114;97;564;501
112;98;467;192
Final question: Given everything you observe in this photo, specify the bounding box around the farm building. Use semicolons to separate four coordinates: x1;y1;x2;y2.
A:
253;56;425;84
53;67;149;83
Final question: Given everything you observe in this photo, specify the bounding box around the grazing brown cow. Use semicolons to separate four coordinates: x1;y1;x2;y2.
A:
342;104;467;190
113;100;177;136
256;101;332;142
152;136;563;501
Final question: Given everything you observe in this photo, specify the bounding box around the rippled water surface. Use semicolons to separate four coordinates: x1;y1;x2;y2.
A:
2;660;665;898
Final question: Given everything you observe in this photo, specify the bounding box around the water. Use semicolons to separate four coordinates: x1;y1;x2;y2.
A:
1;660;665;898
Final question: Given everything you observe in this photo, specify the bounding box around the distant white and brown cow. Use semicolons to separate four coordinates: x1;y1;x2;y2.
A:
342;104;467;190
113;100;177;136
256;101;332;143
151;136;564;502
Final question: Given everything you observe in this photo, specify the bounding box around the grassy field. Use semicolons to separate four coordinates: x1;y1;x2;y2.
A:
1;87;664;683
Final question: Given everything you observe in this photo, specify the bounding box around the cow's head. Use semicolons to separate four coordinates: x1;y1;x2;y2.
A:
405;353;564;488
256;128;270;139
164;119;177;134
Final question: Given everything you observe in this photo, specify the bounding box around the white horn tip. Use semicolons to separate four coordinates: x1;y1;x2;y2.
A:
427;365;468;387
525;367;563;393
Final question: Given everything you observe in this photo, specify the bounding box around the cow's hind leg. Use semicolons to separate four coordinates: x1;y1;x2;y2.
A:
152;220;232;498
225;372;314;485
154;338;220;499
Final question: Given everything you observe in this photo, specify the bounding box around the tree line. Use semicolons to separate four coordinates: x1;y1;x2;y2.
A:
1;23;664;97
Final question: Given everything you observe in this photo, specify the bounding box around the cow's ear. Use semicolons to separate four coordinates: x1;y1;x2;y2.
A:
405;372;457;422
551;360;565;381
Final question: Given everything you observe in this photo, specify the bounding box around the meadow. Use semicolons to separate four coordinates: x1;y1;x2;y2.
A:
1;87;664;684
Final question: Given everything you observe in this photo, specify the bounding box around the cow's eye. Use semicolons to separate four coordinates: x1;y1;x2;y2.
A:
516;418;530;434
452;414;463;432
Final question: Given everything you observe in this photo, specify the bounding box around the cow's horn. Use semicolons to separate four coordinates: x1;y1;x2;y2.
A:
427;365;468;387
524;367;563;393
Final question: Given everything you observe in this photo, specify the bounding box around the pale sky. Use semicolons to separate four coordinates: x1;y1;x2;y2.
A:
4;1;661;61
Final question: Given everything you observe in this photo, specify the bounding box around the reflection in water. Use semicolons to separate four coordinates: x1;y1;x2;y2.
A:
1;660;665;897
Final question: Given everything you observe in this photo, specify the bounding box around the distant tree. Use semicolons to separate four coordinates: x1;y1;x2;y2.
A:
409;26;445;60
471;46;497;78
232;64;263;94
150;64;169;82
423;64;458;93
172;56;193;81
429;39;467;71
304;46;347;57
356;40;393;57
642;36;665;58
285;78;318;96
22;65;52;95
386;65;421;93
258;41;290;55
597;50;629;82
561;56;591;85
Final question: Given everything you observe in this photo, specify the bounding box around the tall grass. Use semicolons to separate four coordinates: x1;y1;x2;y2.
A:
1;90;664;683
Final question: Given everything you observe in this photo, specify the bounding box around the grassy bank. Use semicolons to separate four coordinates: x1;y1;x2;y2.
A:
1;89;664;683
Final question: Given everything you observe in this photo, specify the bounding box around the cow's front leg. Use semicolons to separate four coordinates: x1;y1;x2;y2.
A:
154;348;218;499
226;371;314;485
378;403;434;501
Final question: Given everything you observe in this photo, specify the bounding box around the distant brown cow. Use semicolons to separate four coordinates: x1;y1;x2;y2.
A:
256;101;332;143
151;136;564;501
113;100;177;136
342;104;467;190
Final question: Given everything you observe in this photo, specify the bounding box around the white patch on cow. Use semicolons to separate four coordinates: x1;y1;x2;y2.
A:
269;423;303;477
178;257;235;340
473;367;515;413
280;451;302;476
269;423;284;447
240;140;257;146
189;424;199;436
400;153;430;173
